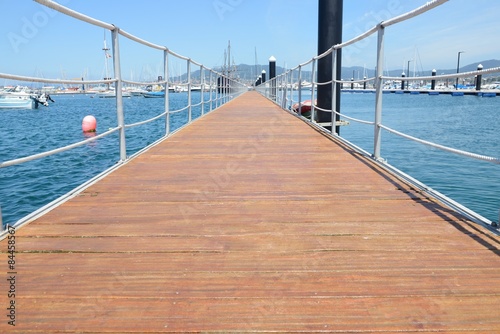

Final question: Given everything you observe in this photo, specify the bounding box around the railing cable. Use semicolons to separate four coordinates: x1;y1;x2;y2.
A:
0;127;121;168
380;124;500;165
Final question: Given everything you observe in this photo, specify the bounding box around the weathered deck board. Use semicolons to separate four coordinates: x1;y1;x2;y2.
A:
1;91;499;332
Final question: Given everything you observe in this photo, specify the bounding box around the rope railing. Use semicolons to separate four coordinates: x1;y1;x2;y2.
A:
170;105;190;114
122;78;167;86
256;0;499;229
337;77;376;85
0;0;246;231
380;124;500;165
0;72;116;86
332;110;375;126
34;0;114;30
382;0;449;28
382;66;500;82
0;127;121;168
124;113;169;129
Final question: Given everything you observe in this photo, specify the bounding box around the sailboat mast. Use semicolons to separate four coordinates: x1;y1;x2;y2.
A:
223;49;227;76
254;47;258;80
102;30;110;88
227;40;231;79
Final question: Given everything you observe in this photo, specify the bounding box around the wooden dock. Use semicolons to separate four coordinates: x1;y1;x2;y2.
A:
1;91;499;332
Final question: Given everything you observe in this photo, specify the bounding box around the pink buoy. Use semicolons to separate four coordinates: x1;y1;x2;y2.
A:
82;115;97;132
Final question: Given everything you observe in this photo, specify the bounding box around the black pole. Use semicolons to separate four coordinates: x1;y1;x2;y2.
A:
363;76;367;90
401;72;405;91
476;64;483;91
406;60;411;90
456;51;464;89
261;70;266;83
269;56;276;100
431;69;436;90
317;0;343;132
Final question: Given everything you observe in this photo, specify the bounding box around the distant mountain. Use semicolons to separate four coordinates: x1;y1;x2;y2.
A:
233;59;500;82
174;59;500;83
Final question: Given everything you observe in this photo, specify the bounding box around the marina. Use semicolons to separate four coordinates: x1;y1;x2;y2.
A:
1;91;499;227
1;0;500;332
1;91;500;332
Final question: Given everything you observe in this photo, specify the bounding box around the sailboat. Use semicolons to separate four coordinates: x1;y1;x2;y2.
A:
217;41;237;94
96;32;131;98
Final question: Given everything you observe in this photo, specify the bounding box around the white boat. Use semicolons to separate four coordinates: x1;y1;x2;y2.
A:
96;89;132;98
0;90;35;109
174;85;188;93
0;86;49;109
143;91;165;98
126;88;148;96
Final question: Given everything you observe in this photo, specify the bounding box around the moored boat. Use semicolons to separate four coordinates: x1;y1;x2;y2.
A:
143;91;165;98
0;91;35;109
292;99;316;118
96;89;132;98
0;86;49;109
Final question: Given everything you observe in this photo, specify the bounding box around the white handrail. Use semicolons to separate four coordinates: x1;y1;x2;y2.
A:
380;124;500;165
125;111;170;129
34;0;114;30
0;0;244;233
382;0;449;28
0;72;115;85
0;1;245;170
0;127;121;168
255;0;499;229
118;29;166;51
122;79;168;86
333;77;376;85
382;67;500;82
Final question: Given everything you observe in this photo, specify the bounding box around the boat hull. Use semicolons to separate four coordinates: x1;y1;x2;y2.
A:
0;94;35;109
292;99;316;118
143;92;165;98
96;91;132;98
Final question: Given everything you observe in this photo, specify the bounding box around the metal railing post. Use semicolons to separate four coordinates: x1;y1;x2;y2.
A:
374;24;385;160
281;74;287;109
310;59;317;123
298;65;302;115
164;49;170;136
187;59;192;123
225;77;229;105
331;49;338;135
225;76;229;104
200;65;205;115
216;74;220;109
209;70;214;112
275;77;280;105
111;27;126;162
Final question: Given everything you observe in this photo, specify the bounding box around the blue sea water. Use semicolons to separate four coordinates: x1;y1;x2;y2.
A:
0;91;499;226
295;91;500;223
0;92;210;226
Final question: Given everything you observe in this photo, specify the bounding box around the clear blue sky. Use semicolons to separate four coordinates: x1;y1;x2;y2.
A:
1;0;499;81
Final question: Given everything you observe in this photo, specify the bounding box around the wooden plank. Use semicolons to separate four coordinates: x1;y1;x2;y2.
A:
1;91;499;333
